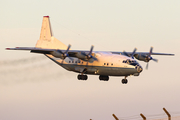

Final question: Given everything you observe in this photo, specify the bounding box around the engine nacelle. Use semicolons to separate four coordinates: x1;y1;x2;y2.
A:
76;52;88;61
134;54;148;62
51;51;64;59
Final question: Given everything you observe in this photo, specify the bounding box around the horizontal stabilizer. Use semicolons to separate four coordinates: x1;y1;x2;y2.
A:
6;47;55;54
6;47;55;51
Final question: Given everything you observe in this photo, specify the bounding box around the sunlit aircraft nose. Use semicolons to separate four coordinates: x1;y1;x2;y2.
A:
135;65;143;73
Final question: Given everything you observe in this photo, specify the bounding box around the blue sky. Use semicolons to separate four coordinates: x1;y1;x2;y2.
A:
1;0;180;120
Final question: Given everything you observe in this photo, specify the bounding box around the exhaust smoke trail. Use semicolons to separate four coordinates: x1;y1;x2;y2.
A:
0;56;46;66
0;56;69;86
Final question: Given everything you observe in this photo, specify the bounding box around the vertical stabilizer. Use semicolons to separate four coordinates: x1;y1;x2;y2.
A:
39;16;52;41
35;16;67;49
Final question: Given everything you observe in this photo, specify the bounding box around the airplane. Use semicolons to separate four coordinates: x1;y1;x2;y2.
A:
6;16;174;84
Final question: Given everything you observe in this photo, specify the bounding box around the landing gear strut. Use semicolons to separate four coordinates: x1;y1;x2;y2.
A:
122;76;128;84
99;75;109;81
77;74;88;80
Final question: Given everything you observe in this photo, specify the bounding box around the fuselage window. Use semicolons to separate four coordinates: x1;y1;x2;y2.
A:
107;63;109;65
111;63;113;65
69;61;71;63
72;61;74;63
104;63;106;65
75;61;77;63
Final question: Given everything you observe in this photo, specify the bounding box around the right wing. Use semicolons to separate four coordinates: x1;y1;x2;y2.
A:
6;47;89;58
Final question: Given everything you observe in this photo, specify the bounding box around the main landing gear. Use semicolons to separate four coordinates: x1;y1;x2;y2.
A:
99;75;109;81
122;76;128;84
77;74;128;84
77;68;88;80
77;74;88;80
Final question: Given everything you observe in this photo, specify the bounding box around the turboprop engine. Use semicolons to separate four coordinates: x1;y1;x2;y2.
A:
76;52;89;61
51;44;71;59
134;54;149;62
134;47;158;63
134;47;158;69
76;45;95;61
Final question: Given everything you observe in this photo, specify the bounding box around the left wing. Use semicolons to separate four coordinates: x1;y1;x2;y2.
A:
111;51;174;56
111;47;174;65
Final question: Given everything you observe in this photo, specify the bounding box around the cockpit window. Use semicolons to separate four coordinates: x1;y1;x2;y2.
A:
123;59;138;66
123;60;127;63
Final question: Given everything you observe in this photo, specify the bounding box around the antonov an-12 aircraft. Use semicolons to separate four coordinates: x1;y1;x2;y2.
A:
6;16;174;84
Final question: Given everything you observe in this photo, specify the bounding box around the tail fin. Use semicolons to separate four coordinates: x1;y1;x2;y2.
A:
35;16;67;49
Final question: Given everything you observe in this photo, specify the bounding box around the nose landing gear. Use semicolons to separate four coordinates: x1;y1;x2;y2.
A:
122;76;128;84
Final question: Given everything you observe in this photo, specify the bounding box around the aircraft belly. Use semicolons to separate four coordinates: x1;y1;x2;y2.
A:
60;64;97;74
55;62;137;76
97;67;136;76
61;64;75;71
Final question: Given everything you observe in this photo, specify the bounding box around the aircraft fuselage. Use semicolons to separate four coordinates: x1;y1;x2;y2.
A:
46;52;143;77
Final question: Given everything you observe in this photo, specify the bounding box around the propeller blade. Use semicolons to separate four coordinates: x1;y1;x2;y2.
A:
148;47;153;57
131;48;137;58
87;45;94;58
123;51;130;57
89;45;94;54
123;48;137;59
63;44;71;58
146;62;149;70
152;58;158;62
57;44;71;59
65;44;71;54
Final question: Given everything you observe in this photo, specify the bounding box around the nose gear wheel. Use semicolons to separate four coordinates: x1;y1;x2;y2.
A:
122;79;128;84
122;76;128;84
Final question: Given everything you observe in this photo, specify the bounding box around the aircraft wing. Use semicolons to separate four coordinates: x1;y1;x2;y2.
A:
6;47;174;57
111;52;175;56
6;47;90;57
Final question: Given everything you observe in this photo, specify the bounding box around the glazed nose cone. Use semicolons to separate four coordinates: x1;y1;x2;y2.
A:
136;65;143;73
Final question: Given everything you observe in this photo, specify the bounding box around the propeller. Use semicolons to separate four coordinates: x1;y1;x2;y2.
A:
87;45;94;59
123;48;137;59
57;44;71;59
131;48;137;59
80;45;94;59
146;62;149;70
145;47;158;69
76;45;96;61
